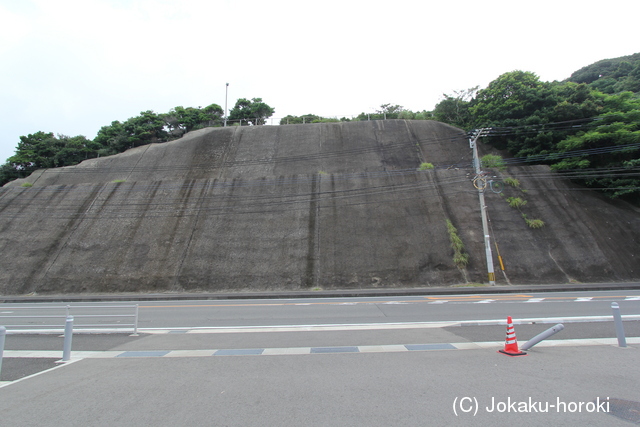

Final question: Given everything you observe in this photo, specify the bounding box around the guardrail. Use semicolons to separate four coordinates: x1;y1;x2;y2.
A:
0;304;139;334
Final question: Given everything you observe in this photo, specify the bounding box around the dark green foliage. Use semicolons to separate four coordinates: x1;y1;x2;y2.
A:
2;132;103;186
93;110;168;155
2;102;234;186
432;96;471;128
228;98;275;126
567;52;640;94
355;104;406;121
279;114;343;125
467;62;640;202
164;104;223;133
480;154;506;170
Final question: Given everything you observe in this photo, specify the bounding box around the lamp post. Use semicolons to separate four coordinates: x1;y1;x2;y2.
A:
224;83;229;127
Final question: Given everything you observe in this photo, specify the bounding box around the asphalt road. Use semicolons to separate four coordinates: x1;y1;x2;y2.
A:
2;290;639;330
131;290;640;329
1;289;639;426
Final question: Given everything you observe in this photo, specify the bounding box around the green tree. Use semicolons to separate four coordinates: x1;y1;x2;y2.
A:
53;135;100;166
228;98;275;125
432;87;478;128
8;131;62;169
122;110;167;147
355;104;405;121
279;114;321;125
568;52;640;95
0;162;25;186
164;104;224;133
470;71;554;126
376;104;404;119
551;92;640;200
94;120;129;155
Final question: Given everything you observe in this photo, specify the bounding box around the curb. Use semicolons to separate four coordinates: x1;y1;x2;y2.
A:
1;282;639;303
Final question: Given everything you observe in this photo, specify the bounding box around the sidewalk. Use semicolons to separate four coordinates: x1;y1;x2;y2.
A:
0;332;637;426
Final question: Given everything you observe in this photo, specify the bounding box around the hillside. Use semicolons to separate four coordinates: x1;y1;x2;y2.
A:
567;52;640;93
1;120;638;295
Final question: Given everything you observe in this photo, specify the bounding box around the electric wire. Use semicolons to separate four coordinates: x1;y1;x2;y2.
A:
1;116;637;220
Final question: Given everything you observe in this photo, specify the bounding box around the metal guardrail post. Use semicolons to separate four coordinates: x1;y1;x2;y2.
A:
611;302;627;348
520;324;564;351
62;316;74;361
0;326;6;378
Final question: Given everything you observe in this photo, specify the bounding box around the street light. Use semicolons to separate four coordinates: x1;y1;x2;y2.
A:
224;83;229;127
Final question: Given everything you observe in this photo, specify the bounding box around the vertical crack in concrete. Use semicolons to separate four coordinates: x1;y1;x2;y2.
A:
33;183;108;293
305;174;319;288
548;244;573;283
124;144;153;182
170;179;212;291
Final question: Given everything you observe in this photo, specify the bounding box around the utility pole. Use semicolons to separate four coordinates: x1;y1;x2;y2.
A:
469;129;496;285
224;83;229;127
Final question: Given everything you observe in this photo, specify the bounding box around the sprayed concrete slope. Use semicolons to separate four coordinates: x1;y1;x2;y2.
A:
1;120;638;294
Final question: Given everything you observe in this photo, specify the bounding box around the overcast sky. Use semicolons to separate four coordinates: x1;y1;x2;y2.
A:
1;0;638;163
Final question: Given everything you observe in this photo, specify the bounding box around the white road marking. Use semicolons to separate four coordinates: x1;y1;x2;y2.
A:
575;297;593;302
624;296;640;301
474;300;495;304
526;298;545;303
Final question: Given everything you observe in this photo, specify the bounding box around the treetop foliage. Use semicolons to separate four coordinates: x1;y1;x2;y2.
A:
567;52;640;94
3;52;639;201
1;99;271;186
228;98;275;126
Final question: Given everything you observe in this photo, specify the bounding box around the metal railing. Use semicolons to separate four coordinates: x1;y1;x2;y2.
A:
0;304;139;334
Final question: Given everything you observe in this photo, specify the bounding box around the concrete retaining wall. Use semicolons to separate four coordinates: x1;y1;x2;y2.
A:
1;120;638;294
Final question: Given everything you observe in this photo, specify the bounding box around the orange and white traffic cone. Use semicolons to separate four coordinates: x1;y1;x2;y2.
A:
498;316;527;357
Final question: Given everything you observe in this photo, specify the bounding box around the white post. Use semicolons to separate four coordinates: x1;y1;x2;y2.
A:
132;304;139;336
0;326;6;378
521;324;564;350
224;83;229;127
612;302;627;347
62;316;74;362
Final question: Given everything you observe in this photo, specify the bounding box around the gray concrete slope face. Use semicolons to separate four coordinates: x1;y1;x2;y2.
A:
0;120;638;294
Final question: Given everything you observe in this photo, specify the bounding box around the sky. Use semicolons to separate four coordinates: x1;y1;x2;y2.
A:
1;0;638;163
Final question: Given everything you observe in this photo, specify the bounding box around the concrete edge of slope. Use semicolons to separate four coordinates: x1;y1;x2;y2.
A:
1;281;639;303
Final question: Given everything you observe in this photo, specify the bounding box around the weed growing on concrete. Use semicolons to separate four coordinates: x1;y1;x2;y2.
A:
20;182;33;187
418;162;434;170
112;179;126;183
503;185;544;229
480;154;506;171
506;197;527;209
504;177;520;188
522;214;545;228
446;220;469;268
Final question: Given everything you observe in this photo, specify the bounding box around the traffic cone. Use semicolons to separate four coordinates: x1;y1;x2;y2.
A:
498;316;527;356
